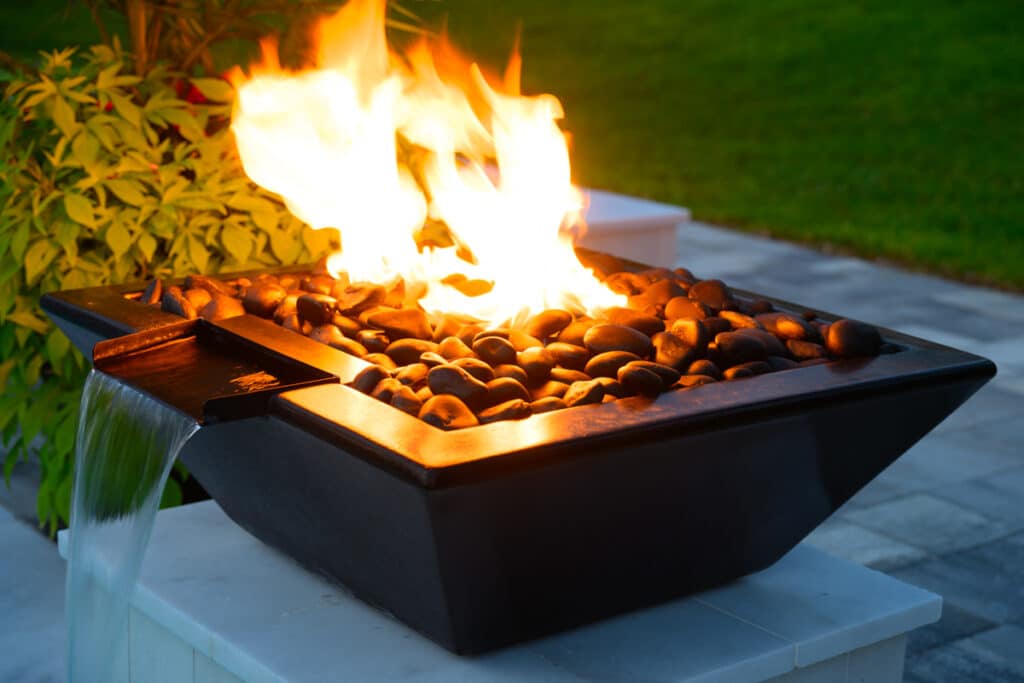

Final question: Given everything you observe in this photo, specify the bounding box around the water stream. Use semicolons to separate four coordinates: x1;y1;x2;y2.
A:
65;369;198;683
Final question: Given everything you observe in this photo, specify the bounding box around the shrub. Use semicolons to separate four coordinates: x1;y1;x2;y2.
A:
0;43;331;533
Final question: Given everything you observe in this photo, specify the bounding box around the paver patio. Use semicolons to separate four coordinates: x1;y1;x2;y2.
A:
2;219;1022;682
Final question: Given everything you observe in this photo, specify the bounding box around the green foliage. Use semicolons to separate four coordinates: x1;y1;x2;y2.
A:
0;44;328;534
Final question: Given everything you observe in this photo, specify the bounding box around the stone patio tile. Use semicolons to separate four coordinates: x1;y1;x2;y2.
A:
873;430;1022;491
934;287;1024;324
967;624;1024;669
842;475;919;509
844;494;1014;555
803;519;927;571
904;636;1024;683
932;467;1024;530
932;384;1024;435
886;302;1024;343
975;335;1024;375
905;604;996;656
891;533;1024;624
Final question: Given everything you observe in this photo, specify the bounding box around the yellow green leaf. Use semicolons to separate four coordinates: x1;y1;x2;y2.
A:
189;78;234;103
51;94;78;137
105;222;133;258
106;179;146;206
24;239;58;284
188;234;209;272
63;193;94;228
7;311;50;335
221;224;252;264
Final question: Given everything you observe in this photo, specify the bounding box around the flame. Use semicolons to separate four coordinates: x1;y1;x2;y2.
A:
230;0;624;326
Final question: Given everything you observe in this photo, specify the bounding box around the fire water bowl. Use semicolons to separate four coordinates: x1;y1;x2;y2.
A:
42;248;995;655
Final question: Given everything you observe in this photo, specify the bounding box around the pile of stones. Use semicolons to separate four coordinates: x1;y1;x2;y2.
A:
141;263;893;430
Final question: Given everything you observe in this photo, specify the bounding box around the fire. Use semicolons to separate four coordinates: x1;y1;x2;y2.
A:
230;0;624;326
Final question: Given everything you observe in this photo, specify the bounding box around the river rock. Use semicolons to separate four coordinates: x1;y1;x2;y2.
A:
686;359;722;379
508;329;544;351
531;380;570;400
667;318;710;351
386;338;438;365
766;356;800;371
676;374;717;389
584;324;653;357
369;377;402;402
161;289;196;319
418;352;447;367
688;279;734;310
336;284;385;314
364;353;398;371
185;274;234;296
473;336;518;366
427;365;489;408
604;307;665;336
524;309;573;340
301;274;335;295
623;360;680;389
297;294;336;326
734;328;788;357
451;357;495;383
493;364;529;385
786;339;828;361
665;297;711;320
714;331;767;366
478;399;531;424
826;319;882;357
140;279;162;305
550;368;592;384
366;308;432;341
438;336;476;361
557;319;595;346
183;287;211;312
628;278;686;311
390;385;423;415
723;365;755;380
485;377;531;406
584;350;642;378
200;293;245;321
243;283;286;318
529;397;567;414
702;317;732;337
563;379;605;407
419;395;478;430
517;347;554;382
651;331;698;370
757;313;814;341
546;342;591;371
720;310;762;330
395;363;429;388
617;364;663;396
356;329;389;354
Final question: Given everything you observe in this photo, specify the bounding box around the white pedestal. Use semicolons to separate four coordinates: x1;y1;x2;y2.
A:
581;189;690;267
59;501;940;683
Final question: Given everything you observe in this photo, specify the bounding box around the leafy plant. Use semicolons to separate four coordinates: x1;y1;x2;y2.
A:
0;43;331;534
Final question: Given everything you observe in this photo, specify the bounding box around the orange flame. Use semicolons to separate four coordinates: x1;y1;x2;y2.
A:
230;0;624;325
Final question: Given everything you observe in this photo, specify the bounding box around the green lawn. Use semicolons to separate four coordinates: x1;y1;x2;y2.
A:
3;1;1022;288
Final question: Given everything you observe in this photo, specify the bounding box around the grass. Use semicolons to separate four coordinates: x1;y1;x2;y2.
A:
3;1;1022;288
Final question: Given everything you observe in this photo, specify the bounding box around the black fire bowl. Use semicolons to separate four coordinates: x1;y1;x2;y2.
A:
42;249;995;655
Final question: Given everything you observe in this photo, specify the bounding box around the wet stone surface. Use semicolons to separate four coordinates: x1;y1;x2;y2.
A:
140;262;891;430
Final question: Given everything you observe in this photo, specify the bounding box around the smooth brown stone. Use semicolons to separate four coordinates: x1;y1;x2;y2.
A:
686;359;722;380
665;297;711;320
301;274;335;295
281;313;303;334
584;324;653;357
419;395;478;430
623;360;680;389
688;279;734;310
473;336;518;366
332;335;368;357
450;357;495;383
419;351;447;367
720;310;762;330
517;347;555;382
297;294;336;326
766;356;800;371
477;399;531;424
508;329;544;351
731;360;772;375
356;329;389;354
723;365;755;380
627;278;686;311
364;353;398;371
183;287;211;312
336;284;385;314
390;385;423;416
161;290;196;319
595;376;629;398
531;380;570;400
734;328;788;357
383;279;406;308
668;319;710;351
652;331;698;371
485;377;531;406
438;336;476;361
550;367;591;384
427;365;489;408
563;379;605;407
370;377;404;402
357;305;392;327
456;324;485;347
757;313;814;341
473;328;510;343
529;397;567;414
200;293;245;321
557;319;595;346
243;283;286;318
328;274;352;299
352;365;390;394
546;342;590;371
140;279;162;305
273;295;299;323
604;307;665;336
749;299;775;314
367;308;432;341
276;274;298;290
786;339;828;361
617;365;663;396
185;274;233;296
386;338;438;366
826;319;882;358
802;310;819;321
676;374;717;389
603;271;647;295
309;324;345;348
585;350;641;379
524;309;573;340
326;314;358;338
493;364;530;385
714;331;767;366
395;363;429;388
415;385;433;402
431;315;464;343
800;358;831;367
702;317;732;337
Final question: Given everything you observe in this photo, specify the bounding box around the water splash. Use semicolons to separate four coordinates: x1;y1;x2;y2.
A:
65;370;198;683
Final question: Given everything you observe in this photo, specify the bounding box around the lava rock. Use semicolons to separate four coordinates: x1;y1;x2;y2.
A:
826;319;882;358
563;379;605;407
478;398;531;424
617;364;663;396
243;283;287;318
450;357;495;383
546;342;591;371
688;279;734;310
524;309;573;340
367;308;432;341
584;324;653;357
584;350;642;378
427;365;489;408
386;338;438;365
419;395;478;430
473;336;518;366
352;365;390;394
297;294;336;326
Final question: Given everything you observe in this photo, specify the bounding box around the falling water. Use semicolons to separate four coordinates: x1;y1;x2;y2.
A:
65;369;198;683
